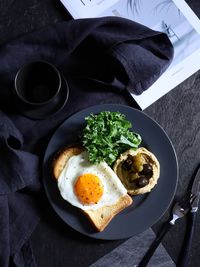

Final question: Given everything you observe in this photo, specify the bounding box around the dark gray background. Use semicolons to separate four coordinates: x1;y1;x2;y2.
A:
0;1;200;266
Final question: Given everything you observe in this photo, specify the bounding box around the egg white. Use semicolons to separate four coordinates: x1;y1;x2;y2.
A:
57;151;127;211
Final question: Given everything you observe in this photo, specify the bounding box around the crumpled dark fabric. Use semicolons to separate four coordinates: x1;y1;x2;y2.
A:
0;16;173;267
0;112;40;267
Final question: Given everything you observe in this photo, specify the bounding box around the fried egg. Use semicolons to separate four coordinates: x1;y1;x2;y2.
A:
57;151;127;210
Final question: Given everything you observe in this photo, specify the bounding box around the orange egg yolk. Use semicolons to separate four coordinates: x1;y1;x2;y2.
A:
74;174;104;205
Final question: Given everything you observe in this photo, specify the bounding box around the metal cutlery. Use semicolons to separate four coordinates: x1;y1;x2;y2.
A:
178;167;200;267
137;165;200;267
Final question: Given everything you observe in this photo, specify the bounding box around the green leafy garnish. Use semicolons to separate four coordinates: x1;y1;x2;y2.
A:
82;111;142;165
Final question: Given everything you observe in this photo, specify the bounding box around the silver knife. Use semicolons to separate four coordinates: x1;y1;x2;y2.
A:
178;166;200;267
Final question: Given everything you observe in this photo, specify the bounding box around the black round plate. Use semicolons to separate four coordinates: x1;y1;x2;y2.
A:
43;104;178;240
14;74;69;120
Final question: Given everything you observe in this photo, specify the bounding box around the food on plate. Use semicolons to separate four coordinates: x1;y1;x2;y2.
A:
82;111;141;166
52;145;133;232
51;111;161;231
52;145;85;180
113;147;160;195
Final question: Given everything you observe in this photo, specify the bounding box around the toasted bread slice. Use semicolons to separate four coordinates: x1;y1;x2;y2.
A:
52;145;84;180
85;194;132;232
52;145;133;232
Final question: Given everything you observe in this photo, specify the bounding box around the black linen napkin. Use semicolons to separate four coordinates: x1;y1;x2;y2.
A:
0;17;173;267
0;111;40;267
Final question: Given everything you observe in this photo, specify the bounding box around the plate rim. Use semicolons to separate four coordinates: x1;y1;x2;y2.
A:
43;103;178;240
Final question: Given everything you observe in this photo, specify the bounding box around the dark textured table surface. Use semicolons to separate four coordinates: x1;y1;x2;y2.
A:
1;1;200;267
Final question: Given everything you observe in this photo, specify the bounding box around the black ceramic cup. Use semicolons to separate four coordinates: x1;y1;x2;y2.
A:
14;61;61;107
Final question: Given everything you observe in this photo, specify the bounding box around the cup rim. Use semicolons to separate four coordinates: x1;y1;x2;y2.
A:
14;60;62;106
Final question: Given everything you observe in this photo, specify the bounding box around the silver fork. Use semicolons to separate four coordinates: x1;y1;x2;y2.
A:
137;193;192;267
